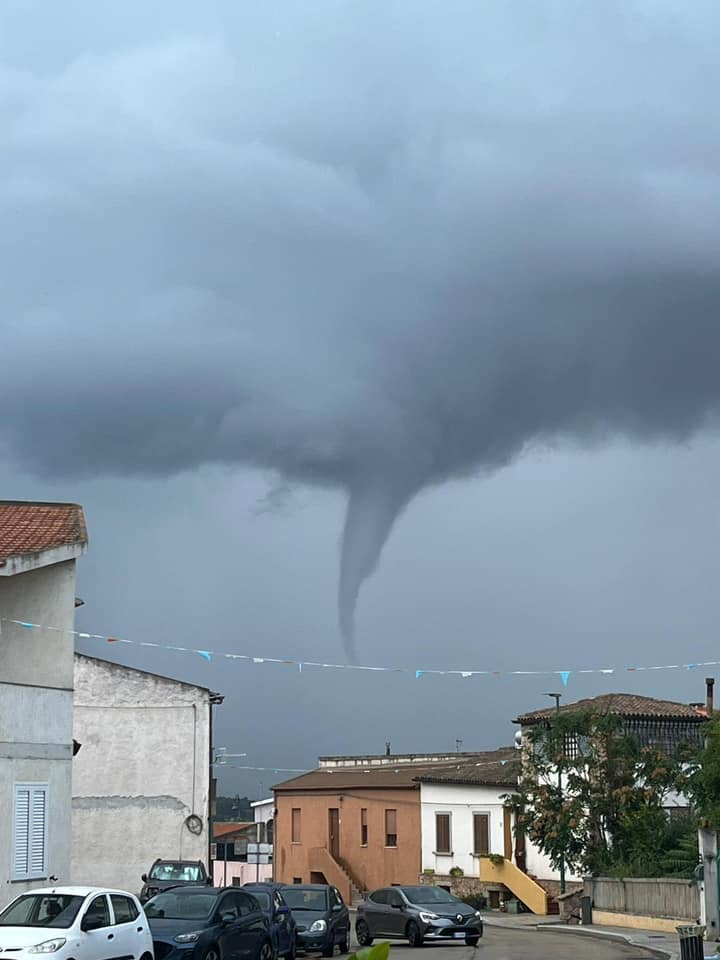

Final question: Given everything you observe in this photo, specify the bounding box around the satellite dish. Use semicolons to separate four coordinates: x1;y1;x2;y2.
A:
514;730;523;749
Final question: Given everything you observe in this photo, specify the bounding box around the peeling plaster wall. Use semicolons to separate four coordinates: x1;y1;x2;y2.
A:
71;655;213;893
0;560;77;903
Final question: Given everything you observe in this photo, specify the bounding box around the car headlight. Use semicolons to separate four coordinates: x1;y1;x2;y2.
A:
419;912;437;924
309;920;327;933
174;932;202;943
29;939;67;954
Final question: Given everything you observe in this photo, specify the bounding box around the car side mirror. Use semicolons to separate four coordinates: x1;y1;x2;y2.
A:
141;875;148;883
332;904;343;912
82;917;103;932
220;912;236;925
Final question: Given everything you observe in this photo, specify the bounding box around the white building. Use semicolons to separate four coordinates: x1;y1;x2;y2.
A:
0;500;88;901
416;749;518;876
72;655;223;893
251;797;275;843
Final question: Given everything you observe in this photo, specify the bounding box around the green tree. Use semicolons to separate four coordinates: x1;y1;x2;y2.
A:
507;710;685;877
685;716;720;828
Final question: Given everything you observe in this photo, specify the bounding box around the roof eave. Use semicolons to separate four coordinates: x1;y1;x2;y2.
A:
0;541;87;576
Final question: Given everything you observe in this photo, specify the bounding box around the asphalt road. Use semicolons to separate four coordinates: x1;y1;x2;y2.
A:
344;926;651;960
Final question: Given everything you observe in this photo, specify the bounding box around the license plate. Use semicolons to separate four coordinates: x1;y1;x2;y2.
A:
453;932;465;939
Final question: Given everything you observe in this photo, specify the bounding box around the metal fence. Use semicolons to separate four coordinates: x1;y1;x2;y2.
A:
585;877;699;921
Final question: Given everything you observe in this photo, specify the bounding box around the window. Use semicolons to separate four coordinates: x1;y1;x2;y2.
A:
360;808;368;846
83;896;111;929
387;890;404;908
292;808;301;843
293;877;302;885
435;813;451;854
110;896;139;924
13;783;48;881
385;809;397;847
473;813;489;856
369;890;388;905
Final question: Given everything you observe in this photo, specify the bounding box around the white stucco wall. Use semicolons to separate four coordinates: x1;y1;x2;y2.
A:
72;656;217;895
0;560;77;905
420;783;508;877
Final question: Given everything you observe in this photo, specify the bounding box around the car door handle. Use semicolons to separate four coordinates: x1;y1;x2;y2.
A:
107;934;114;940
137;927;144;933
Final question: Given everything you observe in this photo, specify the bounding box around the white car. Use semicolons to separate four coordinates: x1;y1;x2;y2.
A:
0;886;154;960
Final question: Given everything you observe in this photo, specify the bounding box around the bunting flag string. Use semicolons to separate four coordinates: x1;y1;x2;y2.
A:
2;615;719;687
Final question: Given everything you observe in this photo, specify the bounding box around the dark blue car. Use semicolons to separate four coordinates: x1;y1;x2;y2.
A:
243;884;297;960
146;885;273;960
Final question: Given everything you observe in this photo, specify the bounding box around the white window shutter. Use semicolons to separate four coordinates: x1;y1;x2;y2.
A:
13;787;30;878
13;784;48;880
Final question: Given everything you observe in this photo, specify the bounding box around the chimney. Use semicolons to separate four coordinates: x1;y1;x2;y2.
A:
385;741;391;757
707;678;715;717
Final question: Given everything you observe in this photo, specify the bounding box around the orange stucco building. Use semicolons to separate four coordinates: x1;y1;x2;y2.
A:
273;753;469;904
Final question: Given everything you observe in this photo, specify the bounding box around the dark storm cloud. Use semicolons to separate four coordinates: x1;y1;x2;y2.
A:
2;1;720;653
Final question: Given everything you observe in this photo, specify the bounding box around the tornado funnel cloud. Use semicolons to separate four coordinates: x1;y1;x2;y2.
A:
338;481;414;661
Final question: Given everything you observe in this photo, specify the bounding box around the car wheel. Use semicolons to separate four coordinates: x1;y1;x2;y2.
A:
356;921;373;947
406;921;424;948
285;938;297;960
203;948;220;960
465;937;480;948
338;931;350;955
321;936;334;958
259;940;274;960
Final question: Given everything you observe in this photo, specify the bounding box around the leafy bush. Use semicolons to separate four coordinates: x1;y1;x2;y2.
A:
352;945;390;960
462;894;487;911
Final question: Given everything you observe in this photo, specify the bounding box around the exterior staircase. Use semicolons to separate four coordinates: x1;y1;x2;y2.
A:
478;857;550;915
308;847;364;906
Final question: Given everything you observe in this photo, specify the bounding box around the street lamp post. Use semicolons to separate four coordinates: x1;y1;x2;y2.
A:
545;693;566;895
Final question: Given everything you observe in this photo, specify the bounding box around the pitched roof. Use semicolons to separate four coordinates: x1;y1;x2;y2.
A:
213;822;256;840
0;501;87;567
516;693;706;724
414;748;519;787
274;750;518;792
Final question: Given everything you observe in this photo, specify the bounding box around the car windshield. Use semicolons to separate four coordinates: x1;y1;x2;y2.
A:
248;892;271;910
149;863;205;882
0;894;84;929
282;889;327;911
402;887;459;905
145;892;217;920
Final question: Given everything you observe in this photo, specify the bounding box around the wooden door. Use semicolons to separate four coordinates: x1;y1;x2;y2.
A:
328;808;340;860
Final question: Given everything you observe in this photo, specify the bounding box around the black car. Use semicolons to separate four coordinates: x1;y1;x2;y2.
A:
243;884;297;960
356;886;483;948
145;885;273;960
279;885;349;957
141;860;210;903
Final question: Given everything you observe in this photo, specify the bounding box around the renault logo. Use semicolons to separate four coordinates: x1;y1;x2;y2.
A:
456;914;463;923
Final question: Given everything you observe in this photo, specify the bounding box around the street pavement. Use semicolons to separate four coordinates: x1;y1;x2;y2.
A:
344;923;656;960
344;915;664;960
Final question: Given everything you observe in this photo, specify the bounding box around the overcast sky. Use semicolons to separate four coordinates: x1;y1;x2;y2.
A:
2;1;720;798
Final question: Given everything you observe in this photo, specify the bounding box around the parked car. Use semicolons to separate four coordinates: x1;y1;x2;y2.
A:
145;885;272;960
356;886;483;948
279;885;349;957
243;883;297;959
0;886;153;960
140;860;210;903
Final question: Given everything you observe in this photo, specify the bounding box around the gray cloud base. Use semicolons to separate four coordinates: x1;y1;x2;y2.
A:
2;2;720;654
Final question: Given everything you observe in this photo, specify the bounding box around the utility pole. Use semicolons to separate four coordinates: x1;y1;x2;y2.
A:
545;693;566;895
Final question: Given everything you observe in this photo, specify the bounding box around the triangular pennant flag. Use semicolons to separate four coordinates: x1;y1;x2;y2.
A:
415;670;424;679
197;650;212;662
500;760;507;766
560;670;570;687
20;622;34;629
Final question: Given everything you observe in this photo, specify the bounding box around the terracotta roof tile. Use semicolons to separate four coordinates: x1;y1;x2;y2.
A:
274;750;518;792
515;693;706;724
0;501;87;562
